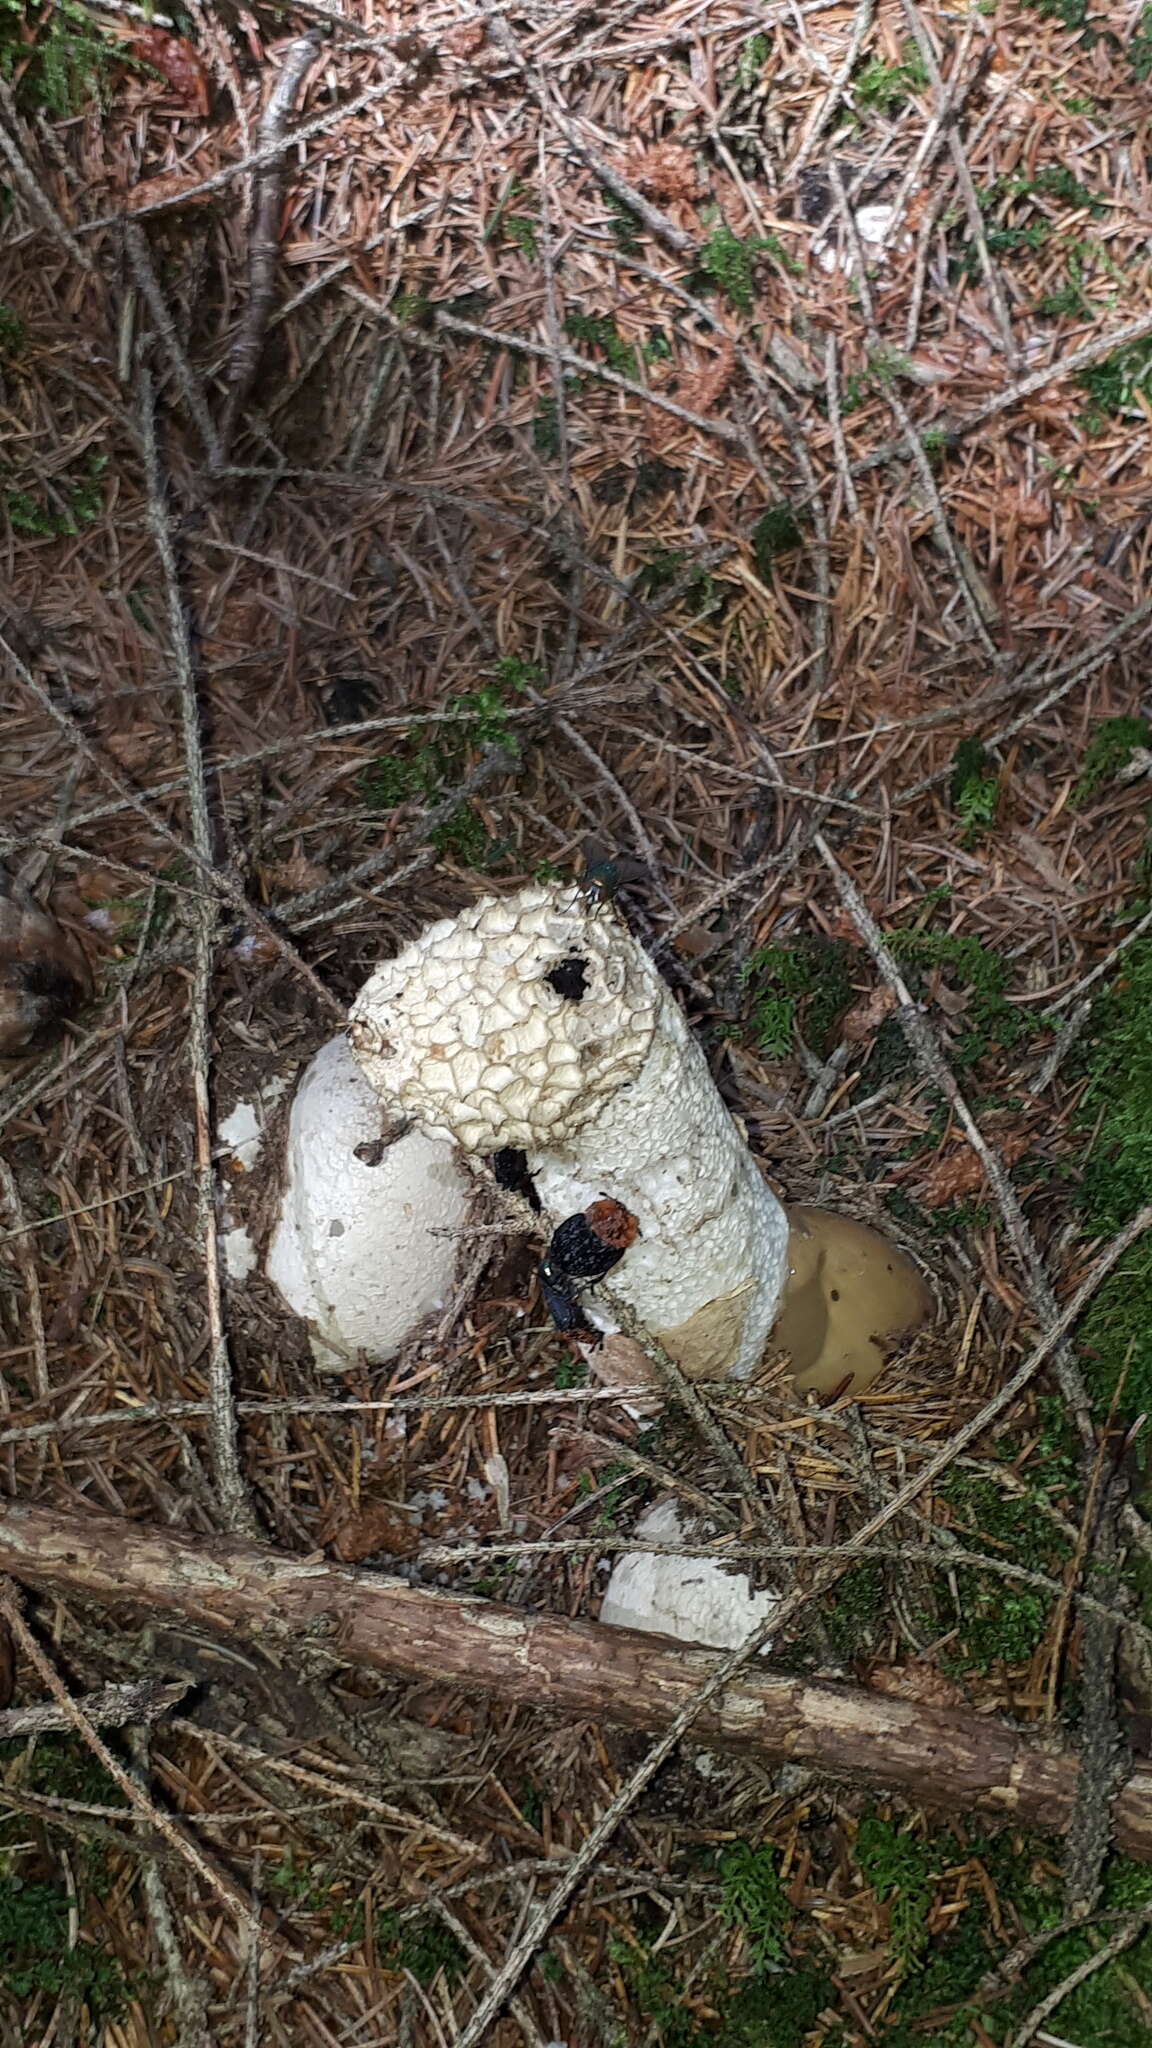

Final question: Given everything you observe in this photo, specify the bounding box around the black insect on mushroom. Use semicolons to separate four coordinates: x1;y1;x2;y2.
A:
538;1197;640;1341
491;1146;542;1212
578;836;648;907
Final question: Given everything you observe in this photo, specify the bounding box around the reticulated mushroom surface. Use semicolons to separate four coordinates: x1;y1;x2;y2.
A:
348;885;660;1151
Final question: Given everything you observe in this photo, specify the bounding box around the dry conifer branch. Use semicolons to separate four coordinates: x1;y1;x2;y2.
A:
0;1678;189;1740
142;379;258;1541
827;164;998;657
0;629;342;1022
898;1;1017;362
126;225;223;468
351;293;745;447
218;29;323;461
597;1284;776;1530
80;66;405;231
1009;1905;1152;2048
131;1727;213;2048
485;10;697;256
787;0;874;178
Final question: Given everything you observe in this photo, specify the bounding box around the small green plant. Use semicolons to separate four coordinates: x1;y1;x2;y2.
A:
1129;3;1152;75
887;924;1030;1067
0;303;24;356
483;179;538;257
605;192;643;252
718;1842;789;1967
752;504;802;578
736;32;768;90
532;392;562;455
0;1877;131;2017
504;215;538;257
359;663;532;869
553;1351;588;1389
949;737;999;841
1073;715;1151;805
855;1817;936;1969
2;453;107;539
868;344;913;386
822;1558;886;1659
576;1460;634;1531
634;549;719;617
267;1854;364;1938
392;289;432;327
0;0;117;115
1078;337;1152;425
430;804;508;870
565;310;638;376
688;224;796;312
1021;0;1094;35
936;1422;1073;1668
852;42;928;117
607;1926;710;2048
379;1909;466;1984
742;938;854;1060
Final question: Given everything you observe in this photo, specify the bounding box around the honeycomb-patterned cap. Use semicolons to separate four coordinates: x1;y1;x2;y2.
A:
347;884;660;1151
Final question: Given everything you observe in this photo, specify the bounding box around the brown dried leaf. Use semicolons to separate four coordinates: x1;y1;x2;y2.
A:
123;172;216;215
840;984;896;1042
673;342;735;417
1015;494;1051;529
672;923;718;960
328;1501;418;1563
632;144;699;204
913;1133;1029;1210
444;22;487;57
0;1620;13;1710
131;30;211;114
864;1661;969;1709
586;1334;662;1415
266;857;331;895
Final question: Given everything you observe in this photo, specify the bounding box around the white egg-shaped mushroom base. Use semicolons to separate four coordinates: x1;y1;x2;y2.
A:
266;1035;469;1372
349;885;790;1380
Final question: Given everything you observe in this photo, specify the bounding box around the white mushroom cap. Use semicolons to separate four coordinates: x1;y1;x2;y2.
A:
266;1035;469;1371
348;884;658;1151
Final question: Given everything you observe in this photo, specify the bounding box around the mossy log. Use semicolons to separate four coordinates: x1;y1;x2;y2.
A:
1;1497;1149;1858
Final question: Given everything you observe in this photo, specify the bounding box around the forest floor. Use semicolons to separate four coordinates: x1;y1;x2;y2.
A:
3;0;1152;2042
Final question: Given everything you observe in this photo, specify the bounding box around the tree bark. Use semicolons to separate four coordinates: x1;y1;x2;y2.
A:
1;1497;1148;1858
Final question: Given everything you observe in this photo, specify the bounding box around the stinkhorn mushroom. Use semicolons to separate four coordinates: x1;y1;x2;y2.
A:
349;884;790;1380
348;883;931;1392
265;1034;470;1371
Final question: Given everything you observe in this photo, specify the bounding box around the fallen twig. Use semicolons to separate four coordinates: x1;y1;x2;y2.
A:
141;376;258;1540
218;30;322;461
0;1678;189;1740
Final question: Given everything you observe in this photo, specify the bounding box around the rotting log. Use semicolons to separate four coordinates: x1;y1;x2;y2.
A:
1;1498;1148;1858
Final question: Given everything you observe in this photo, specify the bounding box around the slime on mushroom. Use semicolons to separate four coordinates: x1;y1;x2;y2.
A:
346;882;931;1396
